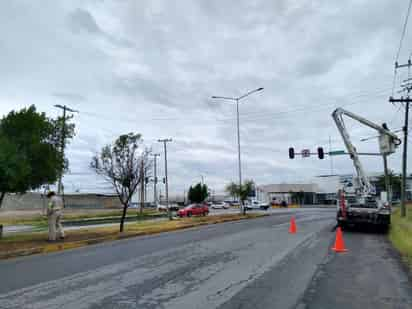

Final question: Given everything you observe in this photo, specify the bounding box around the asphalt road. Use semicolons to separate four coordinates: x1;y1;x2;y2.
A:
0;208;411;308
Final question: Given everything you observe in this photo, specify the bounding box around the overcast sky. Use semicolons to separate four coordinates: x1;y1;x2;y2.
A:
1;0;411;196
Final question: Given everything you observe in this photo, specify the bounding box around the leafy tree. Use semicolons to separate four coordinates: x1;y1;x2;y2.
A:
225;182;238;201
0;105;70;207
50;115;76;174
90;133;150;232
188;183;209;203
376;170;402;199
225;180;255;213
239;180;255;203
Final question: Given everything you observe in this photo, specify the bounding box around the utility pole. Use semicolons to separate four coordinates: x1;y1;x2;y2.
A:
151;153;160;205
382;123;391;205
383;153;390;203
53;104;78;195
140;158;145;214
389;58;412;217
158;138;172;220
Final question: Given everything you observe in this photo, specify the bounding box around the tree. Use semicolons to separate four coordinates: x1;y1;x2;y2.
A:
50;115;76;176
188;183;209;203
225;182;238;201
376;170;402;199
0;105;70;207
225;180;255;213
90;133;150;232
239;180;255;204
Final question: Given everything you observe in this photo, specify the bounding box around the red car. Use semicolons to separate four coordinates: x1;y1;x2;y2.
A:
178;204;209;217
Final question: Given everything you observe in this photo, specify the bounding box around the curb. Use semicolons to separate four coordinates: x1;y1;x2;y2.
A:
0;214;267;260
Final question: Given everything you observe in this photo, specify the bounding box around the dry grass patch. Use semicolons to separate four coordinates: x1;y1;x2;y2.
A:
0;213;266;258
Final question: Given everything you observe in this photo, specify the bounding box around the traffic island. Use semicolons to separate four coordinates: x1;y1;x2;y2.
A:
0;213;267;260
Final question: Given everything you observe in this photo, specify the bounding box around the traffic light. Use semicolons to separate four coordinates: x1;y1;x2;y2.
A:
145;177;149;184
163;177;166;184
288;147;295;159
317;147;324;159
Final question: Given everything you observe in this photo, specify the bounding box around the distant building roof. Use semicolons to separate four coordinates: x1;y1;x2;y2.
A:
258;183;319;193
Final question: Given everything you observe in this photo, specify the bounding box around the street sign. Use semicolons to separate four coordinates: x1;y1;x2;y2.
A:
301;149;310;157
329;150;345;156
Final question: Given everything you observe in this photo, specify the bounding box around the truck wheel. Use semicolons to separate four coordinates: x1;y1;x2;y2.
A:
380;224;389;234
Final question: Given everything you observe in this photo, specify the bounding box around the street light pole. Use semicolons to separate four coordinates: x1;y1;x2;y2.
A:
211;87;264;215
236;98;243;213
158;139;172;220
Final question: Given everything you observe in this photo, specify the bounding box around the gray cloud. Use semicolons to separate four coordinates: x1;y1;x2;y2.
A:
68;8;102;34
53;92;87;102
67;7;134;48
0;0;409;194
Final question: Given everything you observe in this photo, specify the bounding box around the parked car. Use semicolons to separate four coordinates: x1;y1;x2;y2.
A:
226;200;240;207
177;204;209;217
271;200;288;207
245;200;269;210
157;203;179;212
211;201;229;209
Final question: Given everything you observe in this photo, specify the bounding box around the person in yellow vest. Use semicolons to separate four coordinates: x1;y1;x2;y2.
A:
46;191;65;241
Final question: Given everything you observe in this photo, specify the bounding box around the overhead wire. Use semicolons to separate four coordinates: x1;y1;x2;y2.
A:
77;87;393;126
395;0;412;64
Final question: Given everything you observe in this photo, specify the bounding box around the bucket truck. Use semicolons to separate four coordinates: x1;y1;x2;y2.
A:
332;108;401;229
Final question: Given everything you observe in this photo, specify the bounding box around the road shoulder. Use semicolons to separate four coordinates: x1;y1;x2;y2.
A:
298;229;412;309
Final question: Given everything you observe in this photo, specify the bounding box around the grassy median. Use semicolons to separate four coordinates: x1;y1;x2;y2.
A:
0;208;160;227
389;204;412;268
0;213;266;259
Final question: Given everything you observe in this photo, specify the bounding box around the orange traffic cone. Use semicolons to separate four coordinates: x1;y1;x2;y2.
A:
289;216;297;234
332;227;348;252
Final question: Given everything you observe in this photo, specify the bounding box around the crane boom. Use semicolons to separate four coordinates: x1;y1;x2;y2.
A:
332;108;401;197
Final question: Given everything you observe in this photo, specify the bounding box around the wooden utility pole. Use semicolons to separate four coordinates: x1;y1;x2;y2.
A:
389;59;412;216
151;153;160;205
140;158;145;214
53;104;78;195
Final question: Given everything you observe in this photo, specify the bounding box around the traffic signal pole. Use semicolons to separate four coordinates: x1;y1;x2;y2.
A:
158;139;172;220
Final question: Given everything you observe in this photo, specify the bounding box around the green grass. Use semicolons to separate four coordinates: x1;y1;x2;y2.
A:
0;213;267;256
389;205;412;268
0;208;160;226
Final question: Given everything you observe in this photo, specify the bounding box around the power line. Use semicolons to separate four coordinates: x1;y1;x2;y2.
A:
395;0;412;64
77;87;392;125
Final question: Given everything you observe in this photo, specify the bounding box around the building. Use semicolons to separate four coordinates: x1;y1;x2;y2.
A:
257;183;319;205
313;173;412;202
1;192;122;210
256;173;412;206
